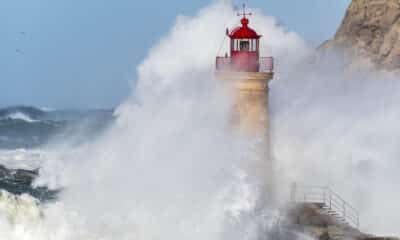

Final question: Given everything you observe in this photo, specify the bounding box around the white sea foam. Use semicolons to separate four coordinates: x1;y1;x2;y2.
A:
38;107;55;112
271;64;400;235
2;112;38;123
0;191;42;225
16;2;302;239
0;149;43;170
2;0;400;239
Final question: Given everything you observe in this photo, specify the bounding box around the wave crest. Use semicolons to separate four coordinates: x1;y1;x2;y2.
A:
2;112;38;123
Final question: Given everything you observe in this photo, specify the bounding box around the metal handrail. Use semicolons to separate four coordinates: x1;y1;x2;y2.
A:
290;183;360;229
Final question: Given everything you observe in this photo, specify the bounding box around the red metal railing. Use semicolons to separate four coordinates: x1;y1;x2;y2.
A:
259;57;274;73
215;56;274;73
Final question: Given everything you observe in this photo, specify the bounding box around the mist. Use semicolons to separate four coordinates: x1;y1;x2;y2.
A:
2;0;400;239
271;54;400;235
11;2;298;239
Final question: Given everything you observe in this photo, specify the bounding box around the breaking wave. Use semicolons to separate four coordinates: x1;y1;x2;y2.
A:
0;2;304;239
1;112;38;123
0;106;114;149
2;0;400;239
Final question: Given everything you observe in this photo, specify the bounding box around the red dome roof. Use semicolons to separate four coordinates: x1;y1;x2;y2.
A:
229;18;260;39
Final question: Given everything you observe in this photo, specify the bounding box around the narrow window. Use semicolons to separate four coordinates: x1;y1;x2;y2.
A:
240;40;250;51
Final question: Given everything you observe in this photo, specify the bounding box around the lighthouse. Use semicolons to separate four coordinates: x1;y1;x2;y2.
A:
215;5;274;201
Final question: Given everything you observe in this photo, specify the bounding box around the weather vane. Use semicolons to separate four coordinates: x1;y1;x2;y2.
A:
237;3;252;18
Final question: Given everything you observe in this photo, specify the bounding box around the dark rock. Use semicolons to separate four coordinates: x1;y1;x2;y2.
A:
280;203;368;240
0;164;59;202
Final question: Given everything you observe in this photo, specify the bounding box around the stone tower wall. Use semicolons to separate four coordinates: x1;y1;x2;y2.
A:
216;71;274;203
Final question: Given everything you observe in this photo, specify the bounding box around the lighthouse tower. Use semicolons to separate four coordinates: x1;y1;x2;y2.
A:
215;5;274;200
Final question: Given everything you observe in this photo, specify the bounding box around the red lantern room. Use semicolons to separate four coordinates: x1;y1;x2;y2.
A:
216;5;273;73
229;15;260;72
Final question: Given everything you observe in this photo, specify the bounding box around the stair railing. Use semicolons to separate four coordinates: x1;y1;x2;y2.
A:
290;183;360;229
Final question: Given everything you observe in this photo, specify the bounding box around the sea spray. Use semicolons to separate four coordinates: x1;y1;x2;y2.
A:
1;1;399;238
270;55;400;235
0;1;365;239
0;191;42;225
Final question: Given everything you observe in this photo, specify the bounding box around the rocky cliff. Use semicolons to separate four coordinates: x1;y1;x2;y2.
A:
322;0;400;71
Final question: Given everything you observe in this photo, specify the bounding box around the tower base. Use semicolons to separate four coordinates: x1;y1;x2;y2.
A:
215;70;275;205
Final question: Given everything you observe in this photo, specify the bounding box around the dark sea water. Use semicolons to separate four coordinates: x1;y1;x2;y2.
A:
0;106;114;149
0;106;114;201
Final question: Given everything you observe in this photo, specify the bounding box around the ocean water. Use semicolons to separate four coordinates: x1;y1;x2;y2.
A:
0;2;296;238
0;106;114;201
0;106;114;149
4;1;400;239
0;106;115;238
0;105;281;240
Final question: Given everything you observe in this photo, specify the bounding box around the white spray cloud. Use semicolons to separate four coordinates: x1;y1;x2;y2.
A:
271;53;400;235
8;0;400;239
10;2;306;240
129;1;308;102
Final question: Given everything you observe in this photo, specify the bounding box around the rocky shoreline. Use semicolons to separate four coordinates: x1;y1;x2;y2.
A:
0;164;58;202
278;203;399;240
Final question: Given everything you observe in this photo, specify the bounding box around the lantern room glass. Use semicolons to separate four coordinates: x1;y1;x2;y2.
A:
231;39;258;52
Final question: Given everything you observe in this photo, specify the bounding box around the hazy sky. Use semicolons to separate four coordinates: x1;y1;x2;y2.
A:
1;0;350;109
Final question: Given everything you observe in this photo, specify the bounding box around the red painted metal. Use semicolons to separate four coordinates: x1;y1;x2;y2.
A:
216;4;273;73
226;17;261;72
229;18;260;39
231;51;259;72
231;4;258;39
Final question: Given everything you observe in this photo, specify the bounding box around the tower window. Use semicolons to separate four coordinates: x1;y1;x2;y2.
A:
240;40;250;51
